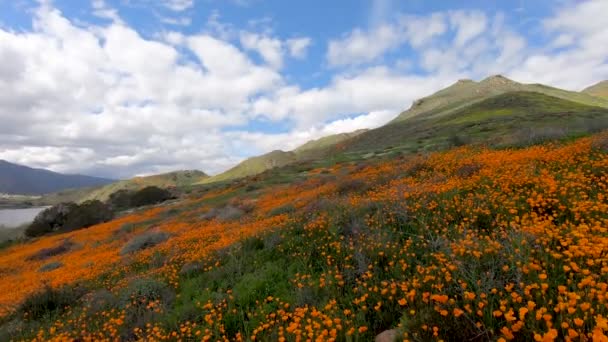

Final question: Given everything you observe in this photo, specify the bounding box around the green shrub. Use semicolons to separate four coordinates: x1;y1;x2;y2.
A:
25;203;78;237
107;189;132;211
62;200;113;232
107;186;173;211
120;231;170;255
38;261;64;273
27;240;74;261
119;277;175;340
336;178;369;195
25;201;113;238
119;277;174;306
130;186;173;207
268;204;296;217
17;284;85;320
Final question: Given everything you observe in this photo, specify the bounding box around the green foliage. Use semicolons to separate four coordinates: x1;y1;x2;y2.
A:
25;201;113;237
120;231;170;255
107;186;173;211
267;204;296;217
17;285;84;321
38;261;64;273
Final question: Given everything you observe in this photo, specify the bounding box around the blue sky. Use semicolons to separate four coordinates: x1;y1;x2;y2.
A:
0;0;607;178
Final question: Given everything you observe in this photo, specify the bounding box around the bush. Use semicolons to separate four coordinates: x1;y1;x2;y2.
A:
129;186;173;207
119;277;174;306
120;231;170;255
25;203;78;237
18;284;85;320
107;186;173;211
27;239;75;261
38;261;64;273
25;201;113;237
62;200;113;232
118;277;175;340
268;204;296;217
201;205;246;221
336;178;369;195
107;189;132;211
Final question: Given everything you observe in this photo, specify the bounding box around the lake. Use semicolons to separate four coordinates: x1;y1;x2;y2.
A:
0;207;48;229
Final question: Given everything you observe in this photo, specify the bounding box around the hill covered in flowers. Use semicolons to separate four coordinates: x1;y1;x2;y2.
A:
1;133;608;341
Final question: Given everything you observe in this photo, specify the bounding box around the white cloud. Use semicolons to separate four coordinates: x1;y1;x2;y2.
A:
286;37;312;58
240;32;285;69
91;0;122;23
159;16;192;26
1;1;608;180
448;10;487;47
510;0;608;90
327;25;401;67
253;67;454;127
161;0;194;11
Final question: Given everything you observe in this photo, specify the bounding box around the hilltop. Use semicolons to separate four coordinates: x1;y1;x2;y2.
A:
391;75;608;122
79;170;208;202
582;80;608;98
341;90;608;154
199;130;367;184
200;76;608;186
0;160;113;195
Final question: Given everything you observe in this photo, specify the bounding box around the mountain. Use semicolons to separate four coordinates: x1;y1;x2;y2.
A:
342;91;608;154
199;130;367;184
80;170;208;202
582;80;608;98
391;75;608;123
294;130;368;153
199;75;608;185
0;160;114;195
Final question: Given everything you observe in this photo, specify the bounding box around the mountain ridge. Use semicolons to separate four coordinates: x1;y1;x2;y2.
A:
391;75;608;123
582;80;608;98
0;160;114;195
79;169;208;202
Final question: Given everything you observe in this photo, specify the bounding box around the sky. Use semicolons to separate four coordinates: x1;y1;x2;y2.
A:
0;0;607;179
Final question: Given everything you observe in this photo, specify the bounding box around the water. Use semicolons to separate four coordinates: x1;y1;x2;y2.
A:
0;207;48;229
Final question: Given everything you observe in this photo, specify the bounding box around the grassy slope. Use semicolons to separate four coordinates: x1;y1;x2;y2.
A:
582;80;608;98
201;78;608;186
1;133;608;341
294;130;368;153
392;75;608;123
80;170;208;202
199;130;368;185
199;151;298;184
342;91;608;155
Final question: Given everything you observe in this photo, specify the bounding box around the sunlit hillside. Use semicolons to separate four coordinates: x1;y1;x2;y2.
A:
1;133;608;341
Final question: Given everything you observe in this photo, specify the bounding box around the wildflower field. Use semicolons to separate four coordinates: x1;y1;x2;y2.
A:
1;133;608;341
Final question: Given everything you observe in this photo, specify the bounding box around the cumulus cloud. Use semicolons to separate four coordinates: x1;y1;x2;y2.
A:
327;25;401;67
286;37;312;58
1;0;607;179
161;0;194;12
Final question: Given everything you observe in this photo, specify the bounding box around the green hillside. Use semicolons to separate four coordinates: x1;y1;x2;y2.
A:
80;170;208;202
199;151;297;184
294;129;367;153
392;75;608;123
200;78;608;186
199;130;367;184
582;80;608;98
342;91;608;154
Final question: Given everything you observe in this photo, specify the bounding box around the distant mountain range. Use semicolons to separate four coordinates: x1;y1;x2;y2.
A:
0;160;114;195
4;76;608;199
